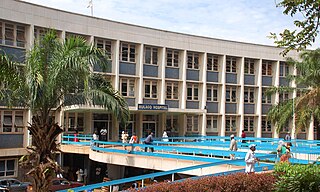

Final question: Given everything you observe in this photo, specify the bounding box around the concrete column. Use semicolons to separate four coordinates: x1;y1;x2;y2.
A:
113;40;120;91
220;55;227;136
201;53;207;136
273;61;280;138
256;59;263;138
307;116;314;140
160;47;166;104
181;50;187;109
25;24;34;147
137;44;144;104
238;57;245;137
291;64;297;139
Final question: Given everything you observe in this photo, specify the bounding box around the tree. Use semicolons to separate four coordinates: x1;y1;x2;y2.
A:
270;0;320;55
0;31;129;192
267;48;320;134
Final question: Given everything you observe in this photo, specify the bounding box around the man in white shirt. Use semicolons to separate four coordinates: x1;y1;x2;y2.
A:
245;144;259;174
229;134;238;151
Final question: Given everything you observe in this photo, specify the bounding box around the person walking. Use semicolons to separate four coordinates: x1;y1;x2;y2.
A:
284;132;291;141
241;130;246;144
229;134;238;151
92;131;99;147
121;131;129;150
162;130;169;142
100;128;107;141
129;132;138;152
245;144;259;174
144;132;154;152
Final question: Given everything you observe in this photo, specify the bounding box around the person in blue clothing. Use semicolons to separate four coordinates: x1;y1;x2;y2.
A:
144;132;154;152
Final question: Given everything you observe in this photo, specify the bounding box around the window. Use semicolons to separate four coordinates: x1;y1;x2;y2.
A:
244;88;255;103
34;27;47;43
261;117;272;132
166;49;179;67
207;85;218;101
1;111;24;133
186;115;199;132
262;60;273;76
4;23;14;46
144;80;157;98
144;46;158;65
206;116;218;132
244;58;255;74
120;43;136;62
279;93;289;102
166;115;178;132
226;57;237;73
187;83;199;100
0;22;25;48
280;62;289;77
0;159;17;177
166;81;179;99
96;39;112;60
225;116;237;132
226;86;237;102
120;78;135;97
64;112;85;132
187;52;199;69
16;25;25;47
262;89;272;104
207;54;219;71
244;117;254;132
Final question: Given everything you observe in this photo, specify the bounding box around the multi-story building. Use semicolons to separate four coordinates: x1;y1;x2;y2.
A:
0;0;317;181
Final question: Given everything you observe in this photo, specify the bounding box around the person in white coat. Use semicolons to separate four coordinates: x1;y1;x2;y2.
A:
245;144;259;174
162;130;169;142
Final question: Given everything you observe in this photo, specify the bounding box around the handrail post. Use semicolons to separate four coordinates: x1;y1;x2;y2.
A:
109;185;112;192
142;179;144;187
171;173;174;181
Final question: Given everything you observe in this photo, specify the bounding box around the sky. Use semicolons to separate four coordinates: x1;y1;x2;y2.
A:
21;0;302;46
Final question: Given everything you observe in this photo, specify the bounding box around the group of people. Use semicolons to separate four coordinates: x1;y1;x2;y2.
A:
229;131;293;174
277;140;292;162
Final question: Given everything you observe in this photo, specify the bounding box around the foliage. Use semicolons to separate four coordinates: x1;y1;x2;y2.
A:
267;49;320;134
270;0;320;55
273;162;320;192
0;30;129;192
128;173;276;192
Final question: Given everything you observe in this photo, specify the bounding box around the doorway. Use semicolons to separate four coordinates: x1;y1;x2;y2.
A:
142;115;157;137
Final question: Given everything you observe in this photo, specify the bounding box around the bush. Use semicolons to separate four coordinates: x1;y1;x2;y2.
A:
128;173;275;192
273;162;320;192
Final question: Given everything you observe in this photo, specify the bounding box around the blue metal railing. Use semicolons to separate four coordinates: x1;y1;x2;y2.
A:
58;154;276;192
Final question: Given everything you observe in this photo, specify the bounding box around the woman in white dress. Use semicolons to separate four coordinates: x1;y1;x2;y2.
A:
162;130;169;142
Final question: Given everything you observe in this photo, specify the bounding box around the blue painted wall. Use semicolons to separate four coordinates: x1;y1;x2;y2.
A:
186;69;199;81
119;62;136;75
244;75;255;85
0;134;23;148
207;71;219;82
165;100;179;108
206;102;219;113
143;65;158;77
226;73;237;84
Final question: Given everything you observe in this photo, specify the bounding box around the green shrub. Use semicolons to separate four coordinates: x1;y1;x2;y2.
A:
273;162;320;192
128;173;275;192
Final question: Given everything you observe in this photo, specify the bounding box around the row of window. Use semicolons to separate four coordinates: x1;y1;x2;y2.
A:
2;24;290;77
120;78;276;103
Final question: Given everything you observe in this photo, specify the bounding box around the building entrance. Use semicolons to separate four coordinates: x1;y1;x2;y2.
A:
142;115;157;137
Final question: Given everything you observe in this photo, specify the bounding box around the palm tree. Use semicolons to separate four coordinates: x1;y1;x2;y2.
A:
0;30;129;192
267;48;320;136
